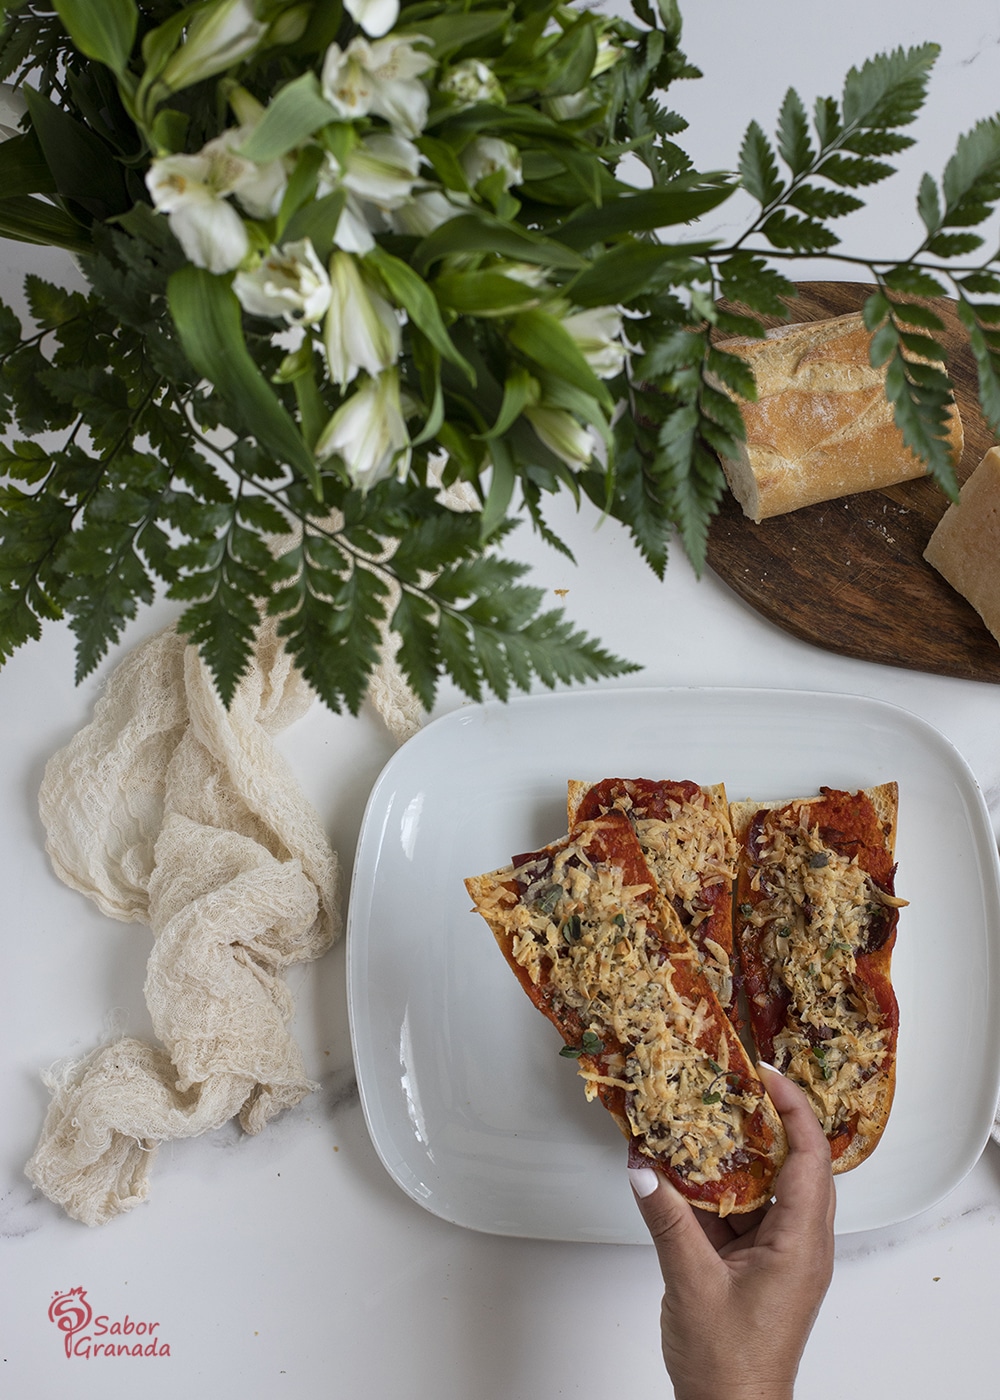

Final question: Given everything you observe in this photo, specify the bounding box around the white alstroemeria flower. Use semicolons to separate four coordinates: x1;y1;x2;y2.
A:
544;90;599;123
496;261;549;288
592;34;622;76
161;0;267;92
344;0;398;39
439;59;504;107
321;34;434;137
341;132;422;208
147;150;251;273
315;368;411;491
0;83;26;140
212;125;287;218
233;239;331;323
388;189;462;236
461;137;521;191
323;251;401;388
561;307;626;379
525;405;594;469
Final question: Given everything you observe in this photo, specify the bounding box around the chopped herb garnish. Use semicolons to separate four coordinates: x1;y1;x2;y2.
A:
613;913;626;929
706;1058;723;1074
534;883;562;915
702;1091;722;1105
812;1046;833;1080
808;851;830;868
739;902;754;916
564;914;582;941
562;1030;606;1058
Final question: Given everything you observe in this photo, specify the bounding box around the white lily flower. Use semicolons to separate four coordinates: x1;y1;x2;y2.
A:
233;239;331;323
161;0;267;92
334;196;377;254
388;189;462;236
322;34;434;137
461;136;521;191
439;59;504;107
315;368;411;492
323;251;401;388
147;150;251;272
525;406;594;469
561;307;626;379
344;0;398;39
0;82;26;140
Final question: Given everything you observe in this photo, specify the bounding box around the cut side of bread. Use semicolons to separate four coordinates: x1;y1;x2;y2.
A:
730;785;902;1174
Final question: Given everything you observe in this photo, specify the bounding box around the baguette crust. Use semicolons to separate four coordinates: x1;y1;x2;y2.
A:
716;314;963;522
466;813;787;1213
731;784;901;1173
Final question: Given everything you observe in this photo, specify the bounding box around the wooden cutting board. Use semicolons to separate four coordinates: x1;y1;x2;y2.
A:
705;281;1000;684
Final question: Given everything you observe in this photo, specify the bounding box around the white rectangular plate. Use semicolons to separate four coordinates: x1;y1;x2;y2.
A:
347;687;1000;1241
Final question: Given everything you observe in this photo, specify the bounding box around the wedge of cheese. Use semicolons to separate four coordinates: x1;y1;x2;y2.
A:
923;445;1000;645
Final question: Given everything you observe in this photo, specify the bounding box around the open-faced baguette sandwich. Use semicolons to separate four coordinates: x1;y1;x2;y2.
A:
465;810;787;1215
567;779;740;1026
731;784;904;1173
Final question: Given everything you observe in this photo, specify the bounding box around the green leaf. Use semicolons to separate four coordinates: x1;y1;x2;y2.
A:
413;212;586;274
787;184;863;219
917;172;942;233
397;10;508;59
508;308;610;407
567;239;715;308
940;116;1000;221
433;270;543;316
167;267;322;498
23;86;129;220
717;252;795;317
926;231;985;257
237;73;339;163
281;189;346;262
817;154;894;188
392;589;440;710
761;210;838;252
881;265;947;298
555;182;733;248
841;44;938;130
53;0;137;76
0;131;56;196
738;120;782;205
776;88;814;176
367;245;475;383
0;195;91;253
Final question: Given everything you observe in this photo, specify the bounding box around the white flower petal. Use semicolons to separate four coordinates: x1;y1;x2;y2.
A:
233;239;331;323
344;0;399;38
323;252;401;388
316;369;410;491
167;197;249;274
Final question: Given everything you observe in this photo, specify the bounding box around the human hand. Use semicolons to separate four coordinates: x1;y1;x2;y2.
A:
628;1064;835;1400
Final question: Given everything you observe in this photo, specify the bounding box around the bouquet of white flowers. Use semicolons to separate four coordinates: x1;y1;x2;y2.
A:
0;0;998;712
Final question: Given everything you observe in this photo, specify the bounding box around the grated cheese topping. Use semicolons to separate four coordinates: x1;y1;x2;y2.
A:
477;819;761;1184
589;787;738;1009
745;804;895;1135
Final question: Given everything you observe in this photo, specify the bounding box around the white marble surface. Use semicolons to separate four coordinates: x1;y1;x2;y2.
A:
4;3;1000;1396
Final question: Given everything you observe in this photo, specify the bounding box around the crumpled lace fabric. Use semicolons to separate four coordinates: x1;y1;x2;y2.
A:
25;620;343;1226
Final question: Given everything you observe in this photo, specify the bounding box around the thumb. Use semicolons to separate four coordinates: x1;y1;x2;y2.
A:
628;1166;717;1276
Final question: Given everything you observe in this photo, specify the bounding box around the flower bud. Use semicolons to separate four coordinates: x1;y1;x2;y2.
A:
161;0;267;93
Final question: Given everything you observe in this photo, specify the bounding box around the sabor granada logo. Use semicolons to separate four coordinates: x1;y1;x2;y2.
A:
48;1288;171;1359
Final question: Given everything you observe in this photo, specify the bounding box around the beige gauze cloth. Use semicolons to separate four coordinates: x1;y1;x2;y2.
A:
25;619;345;1226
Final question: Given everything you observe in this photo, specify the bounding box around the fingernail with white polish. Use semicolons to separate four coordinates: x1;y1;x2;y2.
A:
756;1060;783;1076
628;1166;660;1198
